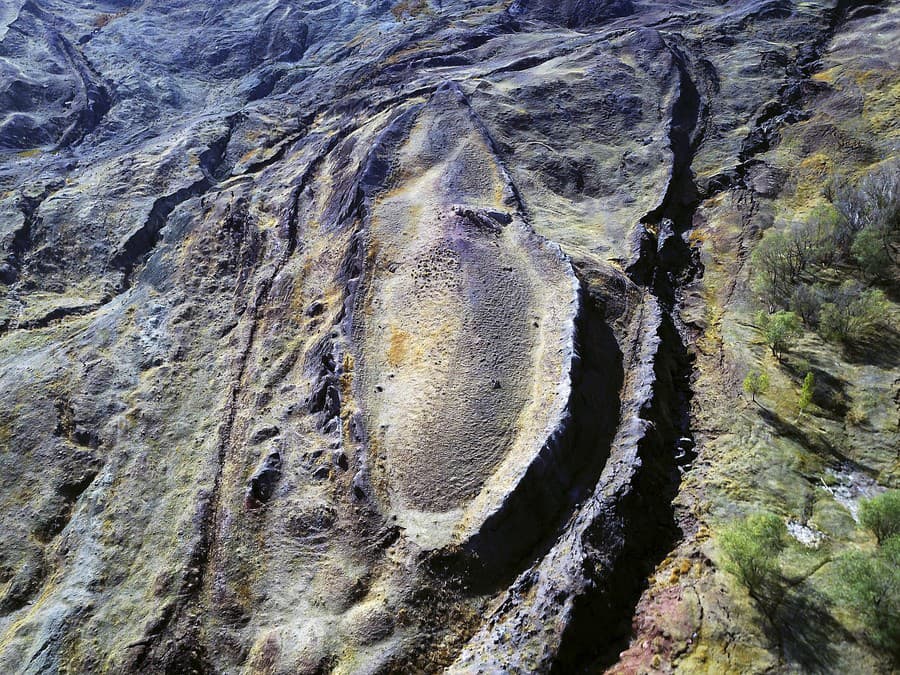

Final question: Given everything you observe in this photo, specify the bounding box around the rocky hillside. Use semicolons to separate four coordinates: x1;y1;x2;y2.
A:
0;0;897;672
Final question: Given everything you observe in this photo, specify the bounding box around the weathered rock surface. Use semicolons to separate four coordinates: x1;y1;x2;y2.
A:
355;82;580;555
0;0;897;673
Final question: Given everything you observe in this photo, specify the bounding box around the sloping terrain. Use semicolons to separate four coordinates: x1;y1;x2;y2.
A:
356;83;579;552
0;0;897;673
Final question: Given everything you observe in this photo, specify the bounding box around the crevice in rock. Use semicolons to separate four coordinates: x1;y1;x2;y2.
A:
553;35;706;671
0;551;47;616
361;17;515;89
53;397;101;449
109;179;211;291
53;31;113;150
558;4;880;669
705;0;884;196
130;124;358;673
3;299;109;335
244;451;283;508
1;115;303;339
109;119;239;291
33;460;100;544
235;121;312;178
10;2;113;151
552;310;694;671
0;181;62;288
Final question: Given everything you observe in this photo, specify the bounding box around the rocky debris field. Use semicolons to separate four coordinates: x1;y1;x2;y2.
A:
0;0;897;673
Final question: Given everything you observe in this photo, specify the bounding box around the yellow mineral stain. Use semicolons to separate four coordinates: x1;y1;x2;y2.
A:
386;327;409;367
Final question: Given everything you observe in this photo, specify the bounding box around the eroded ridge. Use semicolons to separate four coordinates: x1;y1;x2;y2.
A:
354;83;579;550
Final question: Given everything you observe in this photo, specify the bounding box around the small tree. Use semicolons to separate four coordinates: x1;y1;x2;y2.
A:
852;225;894;279
859;490;900;544
762;310;802;359
833;535;900;657
743;370;769;404
719;512;787;602
752;230;795;310
819;282;888;343
790;283;824;325
798;372;814;415
804;204;843;267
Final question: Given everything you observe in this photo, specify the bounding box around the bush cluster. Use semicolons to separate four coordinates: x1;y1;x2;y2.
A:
833;164;900;278
719;512;786;601
860;489;900;544
752;162;897;344
835;491;900;657
720;492;900;662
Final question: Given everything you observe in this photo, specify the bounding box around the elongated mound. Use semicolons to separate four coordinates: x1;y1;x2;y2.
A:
2;1;896;672
355;84;579;549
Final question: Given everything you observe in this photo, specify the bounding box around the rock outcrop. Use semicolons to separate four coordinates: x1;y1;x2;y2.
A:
0;0;896;673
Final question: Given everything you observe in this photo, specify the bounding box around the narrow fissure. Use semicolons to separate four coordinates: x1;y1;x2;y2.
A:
557;2;873;669
553;36;706;671
131;125;363;673
110;118;239;291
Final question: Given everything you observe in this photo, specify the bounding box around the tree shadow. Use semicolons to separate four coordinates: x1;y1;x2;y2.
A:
757;406;840;459
780;354;849;418
771;584;851;673
842;323;900;369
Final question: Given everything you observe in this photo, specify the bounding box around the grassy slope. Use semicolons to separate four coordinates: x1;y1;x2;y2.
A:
610;5;900;673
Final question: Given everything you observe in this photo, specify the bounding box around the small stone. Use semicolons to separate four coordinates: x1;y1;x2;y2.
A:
246;452;282;507
248;424;279;444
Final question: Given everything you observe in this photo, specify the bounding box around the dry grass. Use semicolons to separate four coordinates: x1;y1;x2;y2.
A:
391;0;430;21
93;11;127;29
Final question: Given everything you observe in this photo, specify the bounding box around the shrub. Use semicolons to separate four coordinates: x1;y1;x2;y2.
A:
93;13;114;28
859;490;900;544
761;310;802;359
391;0;429;20
752;226;815;310
818;282;888;343
852;224;894;279
798;372;814;414
790;283;825;325
804;204;844;267
845;405;867;426
743;370;769;403
781;209;843;273
752;230;796;310
719;512;787;601
833;535;900;657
